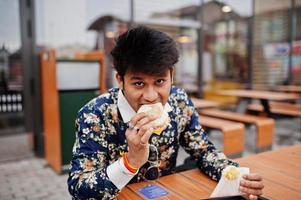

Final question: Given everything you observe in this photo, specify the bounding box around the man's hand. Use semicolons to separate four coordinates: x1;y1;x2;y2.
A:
240;173;264;200
125;112;157;168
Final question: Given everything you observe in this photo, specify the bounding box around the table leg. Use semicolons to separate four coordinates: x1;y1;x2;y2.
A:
299;117;301;141
236;98;250;113
260;99;271;116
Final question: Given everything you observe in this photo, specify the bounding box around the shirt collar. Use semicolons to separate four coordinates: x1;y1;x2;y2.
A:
117;89;172;123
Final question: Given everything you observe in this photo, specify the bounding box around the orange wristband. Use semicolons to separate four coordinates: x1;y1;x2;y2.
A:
123;153;139;173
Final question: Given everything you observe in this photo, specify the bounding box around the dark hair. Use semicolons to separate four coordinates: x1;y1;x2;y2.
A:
111;26;179;78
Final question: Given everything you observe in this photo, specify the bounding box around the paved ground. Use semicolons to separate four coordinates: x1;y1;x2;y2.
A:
0;117;300;200
0;134;69;200
0;158;69;200
0;134;33;163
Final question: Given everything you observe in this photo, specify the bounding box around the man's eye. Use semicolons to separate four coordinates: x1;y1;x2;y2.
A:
156;79;165;85
134;82;144;87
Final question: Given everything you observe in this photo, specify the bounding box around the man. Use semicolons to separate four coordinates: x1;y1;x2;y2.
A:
68;26;264;200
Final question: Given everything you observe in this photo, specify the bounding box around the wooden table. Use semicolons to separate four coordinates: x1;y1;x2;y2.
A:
217;89;300;116
274;85;301;93
237;145;301;200
118;145;301;200
191;97;220;109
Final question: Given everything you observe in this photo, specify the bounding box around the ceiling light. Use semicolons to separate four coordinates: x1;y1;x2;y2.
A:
177;36;192;44
105;31;115;38
222;5;232;13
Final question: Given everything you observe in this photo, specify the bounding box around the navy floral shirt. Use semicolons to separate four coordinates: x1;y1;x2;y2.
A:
67;86;238;199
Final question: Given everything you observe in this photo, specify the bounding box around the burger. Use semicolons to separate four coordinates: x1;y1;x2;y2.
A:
137;102;170;135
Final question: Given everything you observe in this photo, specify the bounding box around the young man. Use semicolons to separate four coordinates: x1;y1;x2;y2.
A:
68;26;264;200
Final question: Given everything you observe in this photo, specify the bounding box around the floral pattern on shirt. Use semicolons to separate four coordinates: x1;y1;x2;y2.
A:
67;86;238;199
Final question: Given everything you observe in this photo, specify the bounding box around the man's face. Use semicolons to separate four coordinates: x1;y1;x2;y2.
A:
116;69;172;112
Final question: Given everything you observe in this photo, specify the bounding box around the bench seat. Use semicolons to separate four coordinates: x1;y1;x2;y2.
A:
199;115;245;157
200;109;274;150
247;102;301;117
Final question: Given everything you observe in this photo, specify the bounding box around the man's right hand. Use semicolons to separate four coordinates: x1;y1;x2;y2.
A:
125;112;157;168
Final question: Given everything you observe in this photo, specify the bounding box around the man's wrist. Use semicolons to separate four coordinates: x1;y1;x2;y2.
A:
107;158;137;190
123;153;139;173
126;152;143;168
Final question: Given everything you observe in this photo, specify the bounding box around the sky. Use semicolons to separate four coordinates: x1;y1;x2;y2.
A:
0;0;21;52
0;0;253;51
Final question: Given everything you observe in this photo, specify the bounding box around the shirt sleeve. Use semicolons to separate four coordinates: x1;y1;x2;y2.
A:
107;157;138;190
179;97;239;181
67;105;132;199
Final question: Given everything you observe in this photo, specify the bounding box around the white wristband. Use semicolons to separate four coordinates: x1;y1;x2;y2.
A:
107;157;138;190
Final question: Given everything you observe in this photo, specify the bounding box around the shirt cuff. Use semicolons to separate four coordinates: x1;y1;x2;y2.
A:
107;157;138;190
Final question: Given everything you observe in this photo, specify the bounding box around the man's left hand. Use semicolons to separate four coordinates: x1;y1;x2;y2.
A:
239;173;264;200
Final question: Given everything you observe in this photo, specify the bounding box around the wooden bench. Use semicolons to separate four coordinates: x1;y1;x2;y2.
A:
199;109;275;151
247;102;301;117
191;97;220;109
198;115;245;157
269;102;301;111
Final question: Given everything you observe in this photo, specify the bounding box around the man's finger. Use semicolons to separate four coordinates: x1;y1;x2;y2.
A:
137;123;153;137
127;113;149;137
240;179;264;190
239;186;263;196
130;112;149;127
135;114;158;129
249;194;258;200
243;173;263;181
140;127;154;145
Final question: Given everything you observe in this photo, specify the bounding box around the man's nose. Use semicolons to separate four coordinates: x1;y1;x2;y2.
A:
143;87;158;103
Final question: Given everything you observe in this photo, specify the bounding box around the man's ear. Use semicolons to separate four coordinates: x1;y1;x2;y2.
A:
170;68;174;84
115;73;123;89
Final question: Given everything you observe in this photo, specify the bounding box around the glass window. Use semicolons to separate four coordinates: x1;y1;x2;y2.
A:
0;0;24;134
35;0;130;88
202;0;252;84
133;0;200;93
253;0;291;86
292;0;301;83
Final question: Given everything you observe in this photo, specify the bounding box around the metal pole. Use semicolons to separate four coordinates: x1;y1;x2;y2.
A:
247;0;255;89
19;0;44;156
197;0;204;98
129;0;134;28
225;14;230;77
287;0;295;84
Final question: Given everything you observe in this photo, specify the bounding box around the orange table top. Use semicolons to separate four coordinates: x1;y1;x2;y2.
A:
191;97;221;109
118;145;301;200
217;89;300;101
275;85;301;93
